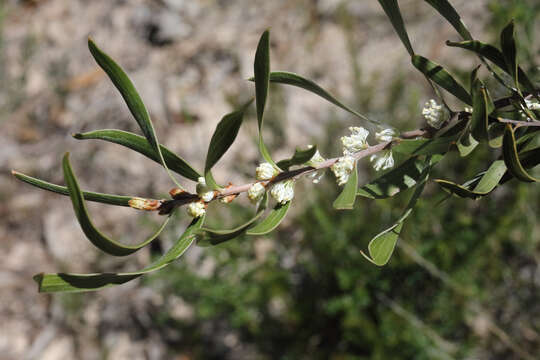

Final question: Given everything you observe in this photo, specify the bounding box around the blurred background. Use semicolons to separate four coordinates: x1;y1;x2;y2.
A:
1;0;539;359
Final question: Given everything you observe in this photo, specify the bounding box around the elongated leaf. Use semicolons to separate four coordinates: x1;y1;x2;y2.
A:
446;40;535;92
500;21;518;89
254;30;279;168
197;193;268;246
276;145;317;171
33;216;204;293
378;0;414;55
204;100;252;189
424;0;472;40
63;153;170;256
88;39;183;188
502;125;538;182
457;131;479;157
412;55;472;105
73;129;200;181
470;80;494;142
361;158;432;266
12;170;132;207
392;129;461;155
246;201;291;236
435;160;507;199
357;157;427;199
266;72;375;124
333;161;358;210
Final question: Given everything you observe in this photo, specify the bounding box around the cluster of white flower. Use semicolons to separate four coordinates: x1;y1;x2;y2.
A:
375;128;396;143
519;98;540;121
270;180;295;204
370;150;394;172
306;145;326;184
341;126;369;155
422;99;448;129
247;182;265;203
331;155;355;186
196;177;215;202
187;201;206;218
256;162;278;180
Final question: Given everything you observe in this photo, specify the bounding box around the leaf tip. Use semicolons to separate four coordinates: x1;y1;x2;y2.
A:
32;273;44;292
72;133;83;139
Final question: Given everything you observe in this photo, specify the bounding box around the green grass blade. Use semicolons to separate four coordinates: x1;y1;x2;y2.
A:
88;39;184;189
12;170;132;207
33;216;204;293
412;55;472;105
63;153;170;256
333;161;358;210
73;129;200;181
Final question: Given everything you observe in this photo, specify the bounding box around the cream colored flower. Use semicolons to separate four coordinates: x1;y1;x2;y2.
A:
248;182;265;203
331;155;355;186
306;145;326;184
370;150;394;171
375;128;396;143
196;177;214;202
422;99;448;129
270;180;294;204
186;201;206;218
341;127;369;155
256;162;278;180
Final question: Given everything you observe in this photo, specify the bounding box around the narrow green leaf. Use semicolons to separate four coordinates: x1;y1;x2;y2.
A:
276;145;317;171
502;124;538;182
500;21;518;89
446;40;535;92
197;193;268;246
361;158;432;266
424;0;472;40
33;216;204;293
357;157;427;199
378;0;414;56
63;153;170;256
435;160;507;198
392;131;460;155
246;201;291;236
204;100;253;189
470;80;494;142
333;161;358;210
88;39;183;189
73;129;200;181
457;131;479;157
254;30;278;168
412;55;472;105
266;72;376;125
12;170;132;207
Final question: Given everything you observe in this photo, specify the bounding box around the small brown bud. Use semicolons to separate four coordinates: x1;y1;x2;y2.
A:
128;197;161;211
219;194;238;204
169;188;187;199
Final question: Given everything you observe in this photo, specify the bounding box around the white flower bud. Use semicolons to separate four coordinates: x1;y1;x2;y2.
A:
306;145;325;166
525;98;540;111
375;128;396;143
186;201;206;218
196;177;214;202
341;126;369;155
422;99;448;129
370;150;394;172
270;180;294;204
247;182;266;203
331;155;355;186
464;106;473;113
256;162;278;180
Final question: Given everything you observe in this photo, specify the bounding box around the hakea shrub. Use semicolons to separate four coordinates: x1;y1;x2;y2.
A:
12;0;540;293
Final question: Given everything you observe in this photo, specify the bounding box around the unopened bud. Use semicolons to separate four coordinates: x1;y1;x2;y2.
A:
129;197;161;211
169;188;187;199
187;201;206;218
